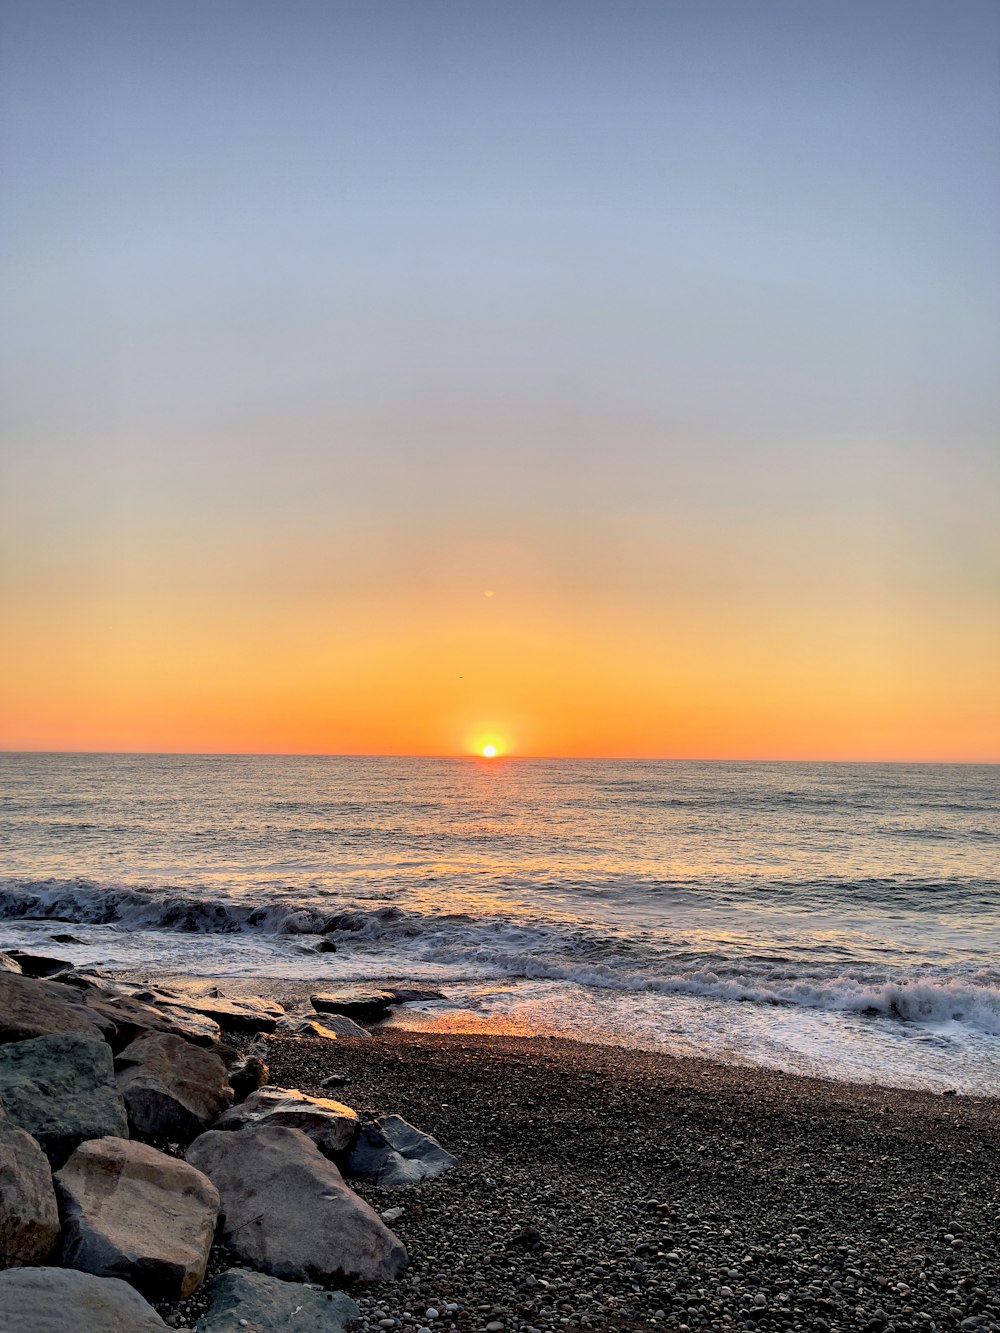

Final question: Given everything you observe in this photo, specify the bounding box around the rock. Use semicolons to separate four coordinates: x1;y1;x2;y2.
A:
275;1013;372;1040
186;1124;407;1282
385;988;446;1005
49;933;84;945
344;1113;457;1189
213;1086;358;1156
0;1266;170;1330
0;1119;60;1267
0;971;105;1045
4;953;73;979
0;1033;128;1165
159;993;284;1034
229;1054;269;1102
381;1206;404;1223
310;989;397;1022
195;1268;358;1332
36;983;119;1042
75;990;222;1051
0;956;21;975
116;1033;233;1143
56;1136;219;1300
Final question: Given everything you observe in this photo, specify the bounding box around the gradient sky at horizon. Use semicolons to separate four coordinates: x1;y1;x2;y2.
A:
2;0;998;759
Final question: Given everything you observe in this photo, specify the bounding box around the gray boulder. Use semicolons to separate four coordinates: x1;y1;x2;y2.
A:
213;1086;358;1156
275;1013;371;1040
0;1266;169;1331
196;1269;358;1332
0;1034;128;1165
56;1136;219;1300
345;1114;457;1189
0;1119;60;1267
187;1124;406;1282
0;971;105;1045
116;1032;233;1142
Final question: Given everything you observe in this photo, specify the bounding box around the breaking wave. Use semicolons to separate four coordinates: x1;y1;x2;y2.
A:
2;876;999;1038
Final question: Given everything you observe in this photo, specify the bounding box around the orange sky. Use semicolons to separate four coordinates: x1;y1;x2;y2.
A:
2;4;998;761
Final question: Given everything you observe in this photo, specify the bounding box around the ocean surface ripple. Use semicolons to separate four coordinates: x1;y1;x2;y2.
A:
0;754;997;1093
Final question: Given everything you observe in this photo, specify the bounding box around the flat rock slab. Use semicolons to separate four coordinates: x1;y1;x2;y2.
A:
0;1266;170;1331
56;1135;219;1300
213;1086;359;1156
310;989;396;1022
0;1119;60;1266
0;971;105;1045
79;990;222;1050
187;1124;407;1282
275;1014;371;1040
0;956;21;975
158;993;284;1034
196;1268;358;1332
345;1113;457;1189
4;953;73;979
116;1032;233;1143
0;1033;128;1166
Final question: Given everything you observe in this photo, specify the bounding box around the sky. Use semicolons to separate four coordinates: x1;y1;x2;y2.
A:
1;0;998;759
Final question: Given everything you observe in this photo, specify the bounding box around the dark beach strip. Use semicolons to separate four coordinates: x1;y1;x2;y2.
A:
0;957;996;1333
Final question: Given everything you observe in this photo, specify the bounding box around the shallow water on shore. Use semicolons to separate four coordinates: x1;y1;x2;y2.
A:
1;753;998;1092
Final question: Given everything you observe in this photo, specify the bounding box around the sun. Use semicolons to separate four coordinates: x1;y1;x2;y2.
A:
481;744;498;759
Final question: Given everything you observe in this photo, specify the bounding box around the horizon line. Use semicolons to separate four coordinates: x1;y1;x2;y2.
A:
0;748;997;766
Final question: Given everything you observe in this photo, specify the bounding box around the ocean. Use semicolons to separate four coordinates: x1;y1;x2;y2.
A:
0;753;997;1093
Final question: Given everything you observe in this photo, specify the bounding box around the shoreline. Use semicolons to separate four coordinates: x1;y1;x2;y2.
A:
114;971;1000;1102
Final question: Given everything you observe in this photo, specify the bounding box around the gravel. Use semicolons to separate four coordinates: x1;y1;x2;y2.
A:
245;1029;1000;1333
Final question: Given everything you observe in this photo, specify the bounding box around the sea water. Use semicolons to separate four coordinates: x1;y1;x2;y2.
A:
0;753;997;1093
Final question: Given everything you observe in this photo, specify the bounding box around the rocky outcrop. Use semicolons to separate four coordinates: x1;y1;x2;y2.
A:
0;956;21;975
0;1266;170;1331
195;1268;358;1332
56;1136;219;1300
116;1033;232;1142
345;1113;457;1189
0;972;105;1045
187;1124;407;1282
275;1013;371;1040
79;990;221;1050
212;1086;358;1156
0;1034;128;1165
0;1119;60;1267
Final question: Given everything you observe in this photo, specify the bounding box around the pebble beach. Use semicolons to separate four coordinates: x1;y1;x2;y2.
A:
256;1026;999;1333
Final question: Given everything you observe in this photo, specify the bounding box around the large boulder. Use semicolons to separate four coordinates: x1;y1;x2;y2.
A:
186;1124;407;1282
116;1033;233;1142
275;1013;371;1040
56;1136;219;1300
196;1269;358;1332
344;1114;457;1189
0;1119;60;1267
0;1034;128;1166
212;1086;358;1156
0;972;105;1045
0;1266;169;1331
0;956;21;975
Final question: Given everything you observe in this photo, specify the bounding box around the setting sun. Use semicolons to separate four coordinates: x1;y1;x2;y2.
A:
481;744;498;758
